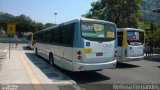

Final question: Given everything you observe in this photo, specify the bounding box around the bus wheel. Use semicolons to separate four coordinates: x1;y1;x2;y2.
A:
49;54;54;66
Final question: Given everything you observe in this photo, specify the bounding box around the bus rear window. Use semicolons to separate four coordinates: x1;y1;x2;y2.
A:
81;21;116;40
127;31;144;45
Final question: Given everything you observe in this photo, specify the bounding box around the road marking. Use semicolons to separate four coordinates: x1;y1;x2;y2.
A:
19;51;42;90
52;80;76;84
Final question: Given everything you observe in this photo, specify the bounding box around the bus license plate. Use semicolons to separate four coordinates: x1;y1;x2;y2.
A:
96;53;103;56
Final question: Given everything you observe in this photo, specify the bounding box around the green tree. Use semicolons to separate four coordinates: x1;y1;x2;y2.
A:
45;23;55;28
0;12;47;37
15;14;33;32
83;0;142;28
83;1;104;19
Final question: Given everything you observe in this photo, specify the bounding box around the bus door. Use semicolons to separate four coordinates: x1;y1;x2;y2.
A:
117;31;123;60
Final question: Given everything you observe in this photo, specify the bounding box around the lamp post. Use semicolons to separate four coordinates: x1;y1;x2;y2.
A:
54;13;57;24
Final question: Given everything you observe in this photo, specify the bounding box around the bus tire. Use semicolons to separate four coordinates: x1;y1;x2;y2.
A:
49;54;54;66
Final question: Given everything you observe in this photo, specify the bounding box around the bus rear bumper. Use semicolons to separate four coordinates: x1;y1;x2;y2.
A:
73;60;117;71
117;56;144;62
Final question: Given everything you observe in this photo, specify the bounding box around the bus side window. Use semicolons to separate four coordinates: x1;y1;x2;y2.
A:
52;29;55;44
42;32;46;43
36;33;42;43
53;28;61;45
61;24;74;47
117;32;123;46
46;30;52;43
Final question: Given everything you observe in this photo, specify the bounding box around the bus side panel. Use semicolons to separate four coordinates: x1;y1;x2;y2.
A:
49;23;78;71
121;47;128;62
53;45;73;71
37;43;49;60
122;31;128;62
117;31;126;62
36;43;74;71
117;47;123;61
117;31;128;62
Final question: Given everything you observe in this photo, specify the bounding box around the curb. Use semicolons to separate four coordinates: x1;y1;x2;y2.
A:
144;56;160;61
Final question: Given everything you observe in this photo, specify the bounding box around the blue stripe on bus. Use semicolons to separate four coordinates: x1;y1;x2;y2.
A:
73;22;84;48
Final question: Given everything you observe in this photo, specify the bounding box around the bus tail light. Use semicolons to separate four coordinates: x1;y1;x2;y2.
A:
77;56;81;60
77;51;81;55
77;51;81;60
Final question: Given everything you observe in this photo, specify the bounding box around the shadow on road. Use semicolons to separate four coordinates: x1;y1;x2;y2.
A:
25;52;71;81
116;62;140;69
55;66;111;84
23;46;32;50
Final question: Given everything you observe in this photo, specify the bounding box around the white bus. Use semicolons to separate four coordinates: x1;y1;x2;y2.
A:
116;28;144;62
34;19;117;72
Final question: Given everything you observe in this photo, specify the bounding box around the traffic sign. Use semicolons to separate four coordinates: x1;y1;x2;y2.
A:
7;23;16;35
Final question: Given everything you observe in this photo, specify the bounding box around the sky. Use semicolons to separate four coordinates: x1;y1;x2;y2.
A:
0;0;96;24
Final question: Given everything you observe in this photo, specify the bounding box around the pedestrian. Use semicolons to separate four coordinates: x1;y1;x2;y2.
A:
16;37;19;48
150;43;153;56
13;35;18;48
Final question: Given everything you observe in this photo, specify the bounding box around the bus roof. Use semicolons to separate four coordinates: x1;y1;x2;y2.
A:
117;28;144;32
35;18;116;34
80;18;116;25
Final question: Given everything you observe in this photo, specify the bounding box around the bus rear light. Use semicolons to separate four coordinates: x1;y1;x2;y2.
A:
77;56;81;60
77;51;81;55
77;51;81;60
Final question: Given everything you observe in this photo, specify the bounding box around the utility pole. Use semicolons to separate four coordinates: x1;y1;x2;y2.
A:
54;13;57;24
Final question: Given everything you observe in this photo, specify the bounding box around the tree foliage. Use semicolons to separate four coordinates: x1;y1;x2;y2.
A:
45;23;56;28
83;0;142;28
83;0;160;47
0;12;55;37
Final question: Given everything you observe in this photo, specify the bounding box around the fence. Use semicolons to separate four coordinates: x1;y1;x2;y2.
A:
0;37;27;43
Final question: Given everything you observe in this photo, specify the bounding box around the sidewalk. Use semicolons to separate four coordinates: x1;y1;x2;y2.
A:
0;44;59;90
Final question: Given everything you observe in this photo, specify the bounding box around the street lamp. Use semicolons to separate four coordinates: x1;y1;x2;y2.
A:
54;13;57;24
